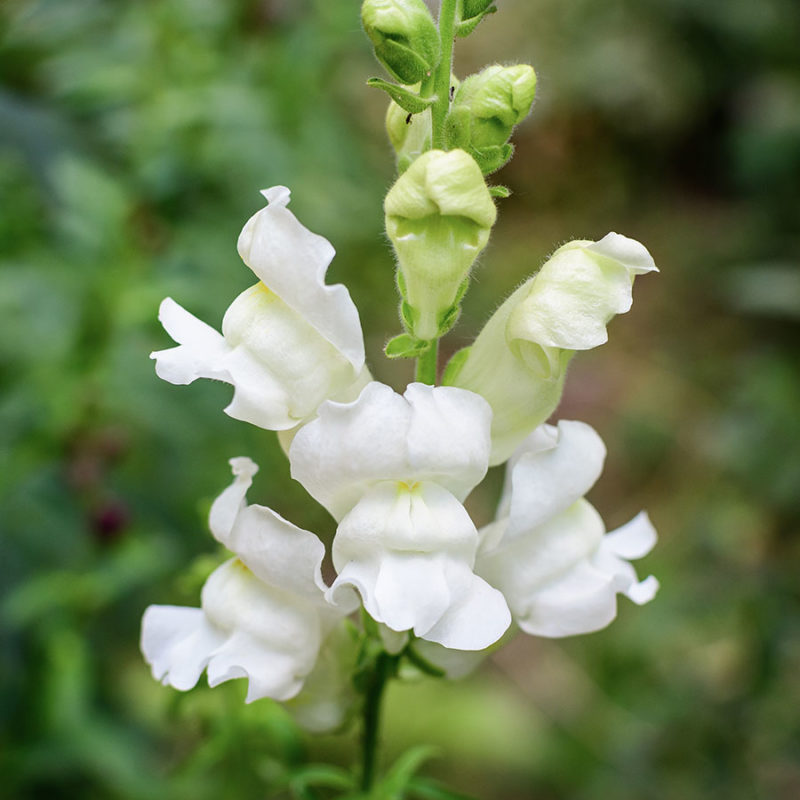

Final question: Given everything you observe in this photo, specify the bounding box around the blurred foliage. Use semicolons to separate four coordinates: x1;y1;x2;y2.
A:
1;0;799;798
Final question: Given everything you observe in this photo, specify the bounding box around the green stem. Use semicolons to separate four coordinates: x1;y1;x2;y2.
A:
431;0;458;149
361;652;393;792
415;340;438;384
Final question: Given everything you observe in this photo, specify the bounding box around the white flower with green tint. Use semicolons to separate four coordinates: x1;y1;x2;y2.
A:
151;186;369;431
290;381;511;651
445;232;658;464
476;420;659;637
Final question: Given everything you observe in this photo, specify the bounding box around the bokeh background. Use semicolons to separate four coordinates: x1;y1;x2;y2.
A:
2;0;800;798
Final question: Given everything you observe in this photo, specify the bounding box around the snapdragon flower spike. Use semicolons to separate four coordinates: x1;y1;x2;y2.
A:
151;187;368;431
476;421;659;637
445;232;657;464
141;458;357;722
290;382;511;651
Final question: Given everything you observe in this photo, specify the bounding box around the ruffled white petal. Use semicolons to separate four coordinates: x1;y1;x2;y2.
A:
207;457;357;615
498;421;606;540
328;480;509;650
477;425;659;638
141;558;332;703
290;382;492;521
151;188;367;431
141;605;226;691
237;186;364;369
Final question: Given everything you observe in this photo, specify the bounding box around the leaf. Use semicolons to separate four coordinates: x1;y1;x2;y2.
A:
378;745;441;797
367;78;437;114
489;185;511;198
385;334;430;359
289;764;356;795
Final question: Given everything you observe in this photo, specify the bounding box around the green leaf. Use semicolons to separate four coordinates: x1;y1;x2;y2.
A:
489;184;511;198
385;334;430;359
289;764;356;794
378;745;441;797
367;78;437;114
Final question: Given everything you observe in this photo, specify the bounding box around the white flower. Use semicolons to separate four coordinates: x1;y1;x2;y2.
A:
445;233;657;464
290;381;511;651
141;458;357;722
476;420;659;637
151;186;369;431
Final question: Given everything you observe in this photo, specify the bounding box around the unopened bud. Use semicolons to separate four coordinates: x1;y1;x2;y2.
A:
361;0;440;85
384;149;497;340
445;64;536;173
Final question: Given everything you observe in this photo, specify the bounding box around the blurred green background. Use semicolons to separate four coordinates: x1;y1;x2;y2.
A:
2;0;799;798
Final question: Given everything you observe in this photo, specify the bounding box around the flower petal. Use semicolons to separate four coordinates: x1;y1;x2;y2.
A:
290;382;491;520
237;186;365;370
604;510;657;559
501;421;606;541
141;605;225;691
151;297;231;385
421;571;511;650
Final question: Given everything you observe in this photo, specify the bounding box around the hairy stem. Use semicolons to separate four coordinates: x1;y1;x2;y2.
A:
415;340;439;385
431;0;458;149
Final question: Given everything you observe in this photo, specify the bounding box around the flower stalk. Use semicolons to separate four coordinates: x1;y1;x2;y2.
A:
432;0;458;149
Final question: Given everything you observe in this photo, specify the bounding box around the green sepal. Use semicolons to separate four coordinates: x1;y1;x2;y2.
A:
443;106;472;149
385;333;430;358
462;0;495;18
489;184;511;198
455;5;496;37
375;38;434;85
471;142;514;175
441;346;471;385
367;77;436;114
401;299;418;331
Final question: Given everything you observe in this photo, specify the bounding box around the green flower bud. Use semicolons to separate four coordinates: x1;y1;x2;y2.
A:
385;76;458;174
443;233;657;465
361;0;440;85
385;149;497;341
445;64;536;172
386;98;432;174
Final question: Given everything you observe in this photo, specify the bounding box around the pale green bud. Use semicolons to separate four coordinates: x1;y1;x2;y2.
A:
361;0;440;85
385;75;458;173
384;149;497;340
446;64;536;173
444;233;657;465
386;96;432;174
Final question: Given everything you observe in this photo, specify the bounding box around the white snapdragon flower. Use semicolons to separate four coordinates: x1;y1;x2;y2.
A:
476;420;659;637
445;233;657;464
152;186;369;431
289;381;511;651
141;458;357;727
